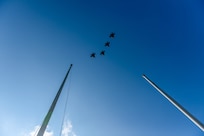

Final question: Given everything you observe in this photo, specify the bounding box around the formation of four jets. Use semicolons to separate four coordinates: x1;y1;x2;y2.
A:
90;32;115;58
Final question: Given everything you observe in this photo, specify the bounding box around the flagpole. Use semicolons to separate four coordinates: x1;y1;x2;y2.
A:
36;64;73;136
142;74;204;132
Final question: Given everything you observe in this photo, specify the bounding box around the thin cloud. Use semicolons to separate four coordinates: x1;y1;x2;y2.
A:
27;120;76;136
61;120;76;136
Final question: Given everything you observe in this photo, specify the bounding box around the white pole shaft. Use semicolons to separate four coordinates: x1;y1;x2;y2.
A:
142;74;204;131
36;64;73;136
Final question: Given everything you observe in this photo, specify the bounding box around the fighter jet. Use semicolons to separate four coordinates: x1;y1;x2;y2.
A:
105;41;110;47
109;32;115;38
90;53;96;58
100;50;105;55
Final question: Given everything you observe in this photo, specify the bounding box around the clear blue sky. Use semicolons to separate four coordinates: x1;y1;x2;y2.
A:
0;0;204;136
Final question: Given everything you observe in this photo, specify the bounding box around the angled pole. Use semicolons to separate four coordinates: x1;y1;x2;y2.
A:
142;74;204;132
36;64;73;136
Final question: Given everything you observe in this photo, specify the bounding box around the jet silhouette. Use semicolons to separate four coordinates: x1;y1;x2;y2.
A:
100;50;105;55
90;53;96;58
105;41;110;47
109;32;115;38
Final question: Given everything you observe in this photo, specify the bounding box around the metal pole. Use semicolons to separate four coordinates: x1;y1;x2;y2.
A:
142;74;204;132
36;64;73;136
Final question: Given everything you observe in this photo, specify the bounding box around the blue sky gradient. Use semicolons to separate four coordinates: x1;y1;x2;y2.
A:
0;0;204;136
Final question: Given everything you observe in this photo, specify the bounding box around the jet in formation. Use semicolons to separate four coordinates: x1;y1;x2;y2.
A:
100;50;105;55
90;53;96;58
109;32;115;38
105;42;110;47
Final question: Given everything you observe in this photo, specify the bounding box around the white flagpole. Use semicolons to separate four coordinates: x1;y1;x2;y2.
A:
142;74;204;132
36;64;73;136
